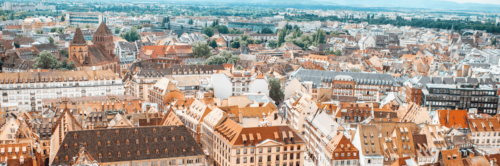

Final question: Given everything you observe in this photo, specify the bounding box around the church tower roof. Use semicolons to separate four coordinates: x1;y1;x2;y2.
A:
95;22;113;36
72;28;87;45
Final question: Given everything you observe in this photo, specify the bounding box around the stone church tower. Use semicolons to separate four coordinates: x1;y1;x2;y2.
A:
69;28;88;65
93;22;115;55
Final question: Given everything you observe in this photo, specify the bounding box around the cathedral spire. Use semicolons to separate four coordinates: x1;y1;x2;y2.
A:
72;28;87;45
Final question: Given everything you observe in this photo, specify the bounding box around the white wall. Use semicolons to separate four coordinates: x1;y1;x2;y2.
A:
211;73;232;100
284;78;305;100
248;79;269;97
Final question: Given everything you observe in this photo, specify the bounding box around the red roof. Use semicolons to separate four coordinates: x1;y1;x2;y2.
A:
437;109;469;129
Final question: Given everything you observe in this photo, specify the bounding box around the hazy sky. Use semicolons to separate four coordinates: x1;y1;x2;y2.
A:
444;0;500;4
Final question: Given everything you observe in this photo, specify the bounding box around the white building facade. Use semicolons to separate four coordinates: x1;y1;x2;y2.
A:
0;70;124;112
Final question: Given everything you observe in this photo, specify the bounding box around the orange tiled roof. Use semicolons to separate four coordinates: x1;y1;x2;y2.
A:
437;110;469;129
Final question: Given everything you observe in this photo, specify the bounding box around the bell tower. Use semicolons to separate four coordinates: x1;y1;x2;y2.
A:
93;22;115;55
69;28;88;65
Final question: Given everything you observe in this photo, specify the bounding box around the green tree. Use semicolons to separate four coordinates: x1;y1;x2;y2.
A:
260;27;273;34
268;76;284;103
203;27;214;37
67;61;76;70
211;19;219;27
334;50;342;56
33;50;59;69
14;42;20;48
50;28;57;33
115;27;120;34
213;25;229;34
226;57;239;66
236;65;243;70
192;41;212;58
240;34;249;41
36;29;44;34
231;39;240;48
229;29;242;34
60;14;65;22
331;31;340;35
220;50;233;61
14;11;27;19
268;40;278;48
350;68;362;72
85;24;90;29
130;11;136;17
205;55;226;65
60;49;69;58
188;19;194;25
492;37;497;46
57;28;64;34
56;58;68;69
162;17;169;27
208;40;217;48
48;37;54;44
277;28;287;47
120;27;141;42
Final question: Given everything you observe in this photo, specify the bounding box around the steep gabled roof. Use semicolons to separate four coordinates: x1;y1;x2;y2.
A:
95;22;113;36
72;28;87;45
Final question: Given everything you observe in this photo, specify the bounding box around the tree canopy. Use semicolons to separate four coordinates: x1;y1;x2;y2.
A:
208;40;218;48
203;27;214;37
260;27;273;34
192;41;212;58
268;76;284;103
33;51;60;69
120;27;141;42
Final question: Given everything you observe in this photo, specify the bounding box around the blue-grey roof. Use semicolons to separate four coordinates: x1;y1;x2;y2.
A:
291;69;400;88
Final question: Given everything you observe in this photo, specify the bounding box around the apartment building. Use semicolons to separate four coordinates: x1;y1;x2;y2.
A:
49;126;205;166
21;17;55;31
139;44;194;60
336;102;372;123
413;134;434;165
125;60;222;101
149;78;182;111
291;69;400;102
212;71;269;99
419;125;448;154
304;111;344;166
469;118;500;147
324;133;359;166
213;119;305;166
65;12;107;26
422;83;498;115
200;107;226;166
176;99;212;144
0;70;124;112
352;124;383;166
42;95;143;114
284;91;318;135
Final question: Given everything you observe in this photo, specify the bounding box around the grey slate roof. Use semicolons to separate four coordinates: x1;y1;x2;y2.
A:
291;69;400;88
407;76;495;88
